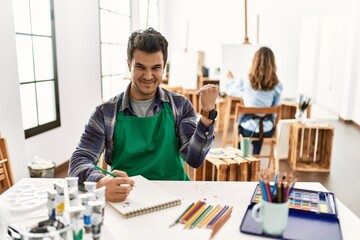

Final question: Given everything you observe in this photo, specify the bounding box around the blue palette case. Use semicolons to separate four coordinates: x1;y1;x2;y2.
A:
240;185;342;240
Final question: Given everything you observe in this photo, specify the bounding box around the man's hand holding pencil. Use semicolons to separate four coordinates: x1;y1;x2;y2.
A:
96;168;135;202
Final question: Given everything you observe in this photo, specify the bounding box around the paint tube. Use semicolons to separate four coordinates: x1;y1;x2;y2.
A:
55;182;65;217
69;188;78;208
88;200;104;240
79;192;95;234
68;205;85;240
93;186;106;222
66;177;79;206
84;182;97;193
47;189;57;219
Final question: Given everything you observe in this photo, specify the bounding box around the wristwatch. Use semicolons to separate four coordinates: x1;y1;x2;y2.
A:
200;109;218;120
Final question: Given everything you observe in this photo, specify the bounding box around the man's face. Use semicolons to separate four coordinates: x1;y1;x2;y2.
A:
128;50;164;100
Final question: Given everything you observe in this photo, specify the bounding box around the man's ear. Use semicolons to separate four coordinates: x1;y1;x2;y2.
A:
127;61;131;72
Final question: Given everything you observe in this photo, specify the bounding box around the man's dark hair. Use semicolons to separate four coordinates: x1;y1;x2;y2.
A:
127;27;168;66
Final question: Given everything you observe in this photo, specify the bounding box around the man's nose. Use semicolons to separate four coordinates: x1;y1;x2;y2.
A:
144;70;153;80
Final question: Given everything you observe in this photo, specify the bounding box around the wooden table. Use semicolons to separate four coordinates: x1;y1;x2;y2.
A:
186;148;260;182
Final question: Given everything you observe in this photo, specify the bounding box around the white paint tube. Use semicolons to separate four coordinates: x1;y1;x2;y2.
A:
68;205;85;240
47;189;57;219
84;182;97;193
79;192;95;234
66;177;79;206
88;200;104;240
93;186;106;224
55;182;65;217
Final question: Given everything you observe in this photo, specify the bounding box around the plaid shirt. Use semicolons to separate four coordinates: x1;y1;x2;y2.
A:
69;83;215;185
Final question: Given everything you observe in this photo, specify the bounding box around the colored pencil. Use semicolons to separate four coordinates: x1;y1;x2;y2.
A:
210;206;233;229
179;200;202;223
169;202;194;227
184;204;206;229
210;209;232;239
198;205;221;228
182;201;204;223
207;205;229;228
190;205;213;229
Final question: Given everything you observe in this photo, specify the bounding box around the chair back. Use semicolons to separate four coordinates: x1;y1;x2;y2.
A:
232;103;281;148
232;103;281;170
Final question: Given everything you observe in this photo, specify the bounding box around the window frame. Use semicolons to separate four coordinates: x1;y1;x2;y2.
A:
14;0;61;138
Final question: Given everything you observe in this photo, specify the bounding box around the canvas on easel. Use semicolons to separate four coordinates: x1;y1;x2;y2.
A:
220;44;260;92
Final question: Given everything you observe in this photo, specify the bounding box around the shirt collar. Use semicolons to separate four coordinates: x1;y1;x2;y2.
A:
120;82;170;112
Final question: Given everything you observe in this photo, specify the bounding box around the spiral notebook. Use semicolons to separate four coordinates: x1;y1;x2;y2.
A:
108;175;181;218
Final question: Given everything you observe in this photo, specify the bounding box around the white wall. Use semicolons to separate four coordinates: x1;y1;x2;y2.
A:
160;0;360;118
0;0;102;180
0;0;28;181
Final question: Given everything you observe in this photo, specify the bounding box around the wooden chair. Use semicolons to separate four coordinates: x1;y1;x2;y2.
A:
221;96;244;147
232;104;281;171
0;137;15;194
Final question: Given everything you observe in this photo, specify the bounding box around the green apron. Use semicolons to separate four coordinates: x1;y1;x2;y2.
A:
112;102;189;180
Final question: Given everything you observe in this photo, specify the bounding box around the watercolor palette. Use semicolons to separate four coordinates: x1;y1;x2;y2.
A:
251;184;338;216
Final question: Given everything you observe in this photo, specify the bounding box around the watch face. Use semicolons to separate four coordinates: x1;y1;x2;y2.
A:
209;109;218;120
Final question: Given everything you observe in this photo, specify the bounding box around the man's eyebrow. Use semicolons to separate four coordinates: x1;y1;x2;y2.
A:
134;63;145;67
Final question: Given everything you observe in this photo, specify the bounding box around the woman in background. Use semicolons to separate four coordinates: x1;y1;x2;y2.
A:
239;47;283;154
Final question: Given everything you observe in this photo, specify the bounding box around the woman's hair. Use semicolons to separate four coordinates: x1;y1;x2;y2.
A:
127;27;168;66
248;47;279;90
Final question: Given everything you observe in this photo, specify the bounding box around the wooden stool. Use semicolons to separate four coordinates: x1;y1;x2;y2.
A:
288;122;334;172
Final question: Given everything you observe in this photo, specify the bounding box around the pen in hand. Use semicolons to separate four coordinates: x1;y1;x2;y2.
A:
93;165;135;187
93;164;117;177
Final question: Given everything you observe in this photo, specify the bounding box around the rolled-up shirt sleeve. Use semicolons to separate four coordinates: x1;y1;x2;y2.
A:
177;98;215;168
69;106;106;187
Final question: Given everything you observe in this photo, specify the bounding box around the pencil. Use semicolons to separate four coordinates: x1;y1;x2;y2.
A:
198;205;221;228
207;205;229;228
210;208;232;239
169;202;194;227
184;204;206;229
180;200;202;223
190;205;213;229
93;165;117;177
210;206;233;229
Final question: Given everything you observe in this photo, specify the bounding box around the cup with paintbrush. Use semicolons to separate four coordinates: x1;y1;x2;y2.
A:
295;96;311;123
240;128;257;157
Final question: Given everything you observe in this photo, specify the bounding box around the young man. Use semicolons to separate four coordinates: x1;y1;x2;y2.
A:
69;28;218;202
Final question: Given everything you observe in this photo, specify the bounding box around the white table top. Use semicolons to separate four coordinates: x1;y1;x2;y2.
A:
101;181;359;240
2;179;359;240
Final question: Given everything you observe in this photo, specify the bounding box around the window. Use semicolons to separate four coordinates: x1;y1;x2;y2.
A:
12;0;60;138
99;0;131;101
139;0;159;30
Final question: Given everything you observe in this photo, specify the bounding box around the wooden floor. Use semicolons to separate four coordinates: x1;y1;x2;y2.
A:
55;119;360;218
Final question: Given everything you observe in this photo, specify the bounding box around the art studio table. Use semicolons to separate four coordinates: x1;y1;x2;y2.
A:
1;178;359;240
